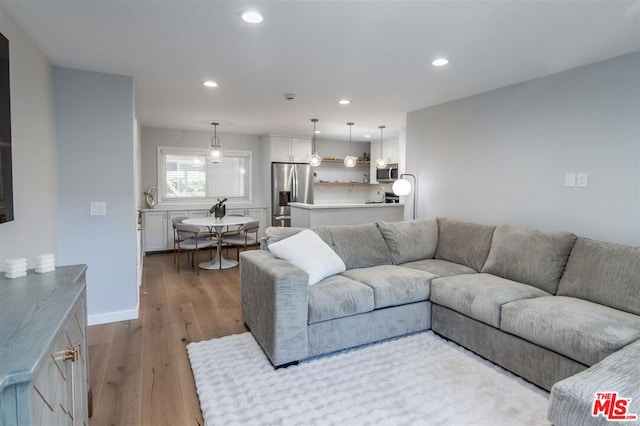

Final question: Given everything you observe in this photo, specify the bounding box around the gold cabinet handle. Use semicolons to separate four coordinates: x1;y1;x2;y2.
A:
62;344;81;425
62;344;80;362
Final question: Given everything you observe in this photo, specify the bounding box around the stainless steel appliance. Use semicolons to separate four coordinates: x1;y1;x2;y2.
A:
271;162;314;227
376;163;398;183
385;192;400;203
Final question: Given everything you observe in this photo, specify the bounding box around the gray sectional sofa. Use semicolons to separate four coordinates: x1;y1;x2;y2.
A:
239;218;640;425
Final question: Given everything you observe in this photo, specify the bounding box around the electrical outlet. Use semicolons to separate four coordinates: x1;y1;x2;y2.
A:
577;173;589;188
90;202;107;216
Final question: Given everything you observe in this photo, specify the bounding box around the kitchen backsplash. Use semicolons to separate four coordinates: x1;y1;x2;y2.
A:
314;182;392;204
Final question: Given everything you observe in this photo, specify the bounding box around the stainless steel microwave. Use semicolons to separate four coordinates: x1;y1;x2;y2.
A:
376;163;398;182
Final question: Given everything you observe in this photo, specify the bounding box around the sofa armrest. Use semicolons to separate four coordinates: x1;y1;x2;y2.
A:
548;338;640;426
240;250;310;366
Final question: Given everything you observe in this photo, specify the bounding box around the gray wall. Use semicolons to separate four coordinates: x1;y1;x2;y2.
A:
0;5;57;268
140;126;264;207
406;52;640;245
54;67;138;324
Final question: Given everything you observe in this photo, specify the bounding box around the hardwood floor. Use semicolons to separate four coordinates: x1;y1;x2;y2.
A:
88;250;248;426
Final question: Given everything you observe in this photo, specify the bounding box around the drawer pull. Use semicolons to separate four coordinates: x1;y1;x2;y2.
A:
63;344;81;425
63;344;80;362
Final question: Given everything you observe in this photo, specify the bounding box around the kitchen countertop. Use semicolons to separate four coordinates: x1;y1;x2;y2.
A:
142;205;266;212
290;202;405;227
288;202;404;210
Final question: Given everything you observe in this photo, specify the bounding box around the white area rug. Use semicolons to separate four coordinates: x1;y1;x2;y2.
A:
187;331;550;425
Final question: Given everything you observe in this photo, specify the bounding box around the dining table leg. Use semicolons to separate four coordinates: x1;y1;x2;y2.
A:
196;224;240;270
216;227;223;269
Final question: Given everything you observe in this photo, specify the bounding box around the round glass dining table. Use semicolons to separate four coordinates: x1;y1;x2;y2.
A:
183;216;253;269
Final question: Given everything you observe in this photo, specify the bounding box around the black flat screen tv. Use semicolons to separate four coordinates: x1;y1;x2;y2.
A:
0;31;13;223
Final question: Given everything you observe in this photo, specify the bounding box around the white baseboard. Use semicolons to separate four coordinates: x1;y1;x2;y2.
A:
88;306;139;326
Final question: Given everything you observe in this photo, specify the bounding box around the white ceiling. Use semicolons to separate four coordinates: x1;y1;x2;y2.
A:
2;0;639;141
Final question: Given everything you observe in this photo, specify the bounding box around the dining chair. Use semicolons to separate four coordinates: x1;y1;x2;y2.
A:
221;220;260;260
172;216;188;265
173;216;218;264
174;223;216;275
224;212;245;233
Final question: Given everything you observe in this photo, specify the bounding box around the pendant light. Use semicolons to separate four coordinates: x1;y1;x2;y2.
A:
344;122;357;168
207;122;223;163
309;118;322;167
376;125;388;169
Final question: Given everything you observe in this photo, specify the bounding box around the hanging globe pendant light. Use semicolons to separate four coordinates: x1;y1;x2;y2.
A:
207;122;223;163
376;125;388;169
309;118;322;167
344;122;357;168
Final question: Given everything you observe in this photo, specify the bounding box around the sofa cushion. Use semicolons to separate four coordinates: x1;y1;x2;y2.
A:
264;224;391;270
308;275;375;324
501;296;640;366
376;218;438;264
318;223;393;270
265;226;304;245
435;219;495;271
482;225;577;294
268;229;346;285
264;226;332;246
548;339;640;426
431;273;549;328
341;265;435;309
557;237;640;316
401;258;477;278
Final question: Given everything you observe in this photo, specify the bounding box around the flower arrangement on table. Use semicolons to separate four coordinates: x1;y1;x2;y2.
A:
210;198;228;219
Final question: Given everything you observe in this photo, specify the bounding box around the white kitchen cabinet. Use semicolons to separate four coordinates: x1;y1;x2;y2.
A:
146;209;210;253
166;211;189;249
143;208;266;252
188;210;209;218
382;139;399;164
370;138;400;184
269;137;292;162
371;138;398;165
143;211;168;252
227;208;246;216
290;138;311;162
265;135;311;163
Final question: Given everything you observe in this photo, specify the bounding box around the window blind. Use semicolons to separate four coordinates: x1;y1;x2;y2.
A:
157;147;252;203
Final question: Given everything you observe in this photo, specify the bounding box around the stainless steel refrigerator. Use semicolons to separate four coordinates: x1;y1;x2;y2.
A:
271;162;314;227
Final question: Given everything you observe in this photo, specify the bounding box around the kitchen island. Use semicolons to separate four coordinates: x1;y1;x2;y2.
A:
289;202;404;227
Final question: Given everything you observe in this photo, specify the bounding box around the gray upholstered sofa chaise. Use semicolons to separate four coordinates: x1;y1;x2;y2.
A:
240;218;640;425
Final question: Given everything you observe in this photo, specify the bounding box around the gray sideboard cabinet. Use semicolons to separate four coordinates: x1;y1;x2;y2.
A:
0;265;88;426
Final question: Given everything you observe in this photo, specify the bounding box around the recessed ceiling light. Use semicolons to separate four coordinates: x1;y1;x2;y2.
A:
432;58;449;67
364;134;371;138
314;130;321;134
338;99;351;105
203;80;218;88
242;11;263;24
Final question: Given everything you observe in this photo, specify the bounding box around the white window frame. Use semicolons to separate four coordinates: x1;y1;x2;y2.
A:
157;146;252;205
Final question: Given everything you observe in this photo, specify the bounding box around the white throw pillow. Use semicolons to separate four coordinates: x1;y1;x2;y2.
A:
268;229;346;285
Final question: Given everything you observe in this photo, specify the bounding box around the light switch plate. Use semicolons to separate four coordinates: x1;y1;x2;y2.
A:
564;173;576;187
577;173;589;188
90;202;107;216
